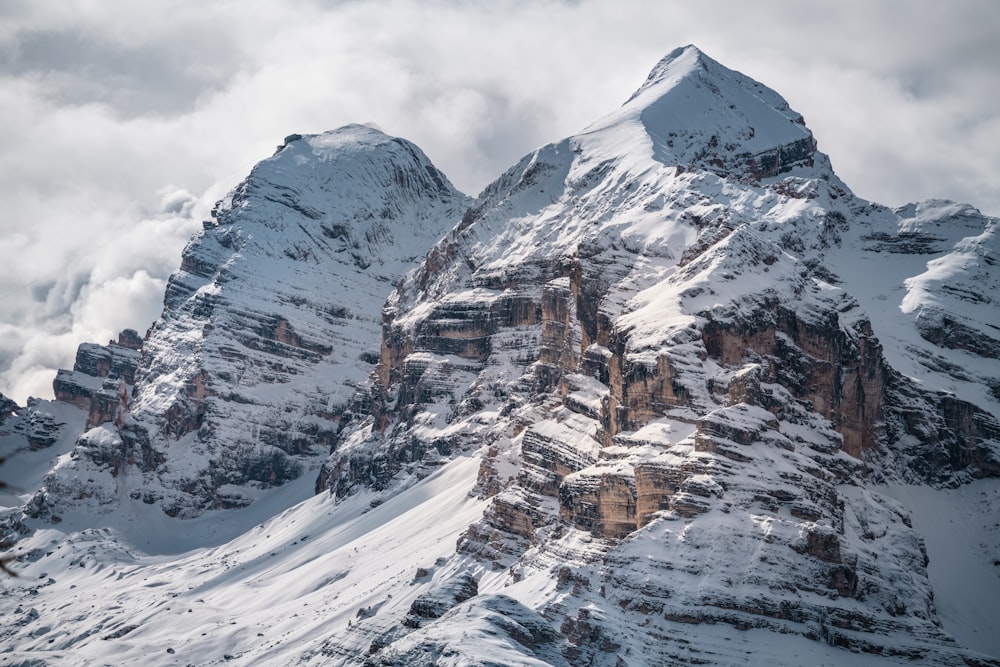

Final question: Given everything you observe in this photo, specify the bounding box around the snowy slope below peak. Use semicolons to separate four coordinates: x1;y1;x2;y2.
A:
4;451;997;666
395;47;839;319
0;453;486;665
881;479;1000;659
828;198;1000;413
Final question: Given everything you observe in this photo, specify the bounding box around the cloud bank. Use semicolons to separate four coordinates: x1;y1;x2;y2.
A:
1;0;997;403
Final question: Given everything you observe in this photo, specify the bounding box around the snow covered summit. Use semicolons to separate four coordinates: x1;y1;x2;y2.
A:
319;47;1000;665
25;124;470;521
585;44;817;180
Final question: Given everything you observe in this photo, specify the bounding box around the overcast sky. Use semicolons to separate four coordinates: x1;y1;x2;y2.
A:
1;0;997;404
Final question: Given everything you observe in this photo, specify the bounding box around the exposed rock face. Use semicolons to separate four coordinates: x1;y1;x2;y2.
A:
2;403;62;451
0;393;18;424
85;378;128;430
320;46;1000;663
0;332;141;485
26;125;468;519
366;595;569;667
403;572;479;628
52;330;142;415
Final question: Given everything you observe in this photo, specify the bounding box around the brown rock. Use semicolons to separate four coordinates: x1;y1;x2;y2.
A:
559;469;637;539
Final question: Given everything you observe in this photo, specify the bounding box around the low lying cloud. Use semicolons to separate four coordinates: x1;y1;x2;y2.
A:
0;187;202;402
1;0;997;403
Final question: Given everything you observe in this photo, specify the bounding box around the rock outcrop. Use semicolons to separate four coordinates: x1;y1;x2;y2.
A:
0;393;18;424
0;330;143;493
52;329;142;417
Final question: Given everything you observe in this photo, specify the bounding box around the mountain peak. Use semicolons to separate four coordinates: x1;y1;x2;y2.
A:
630;44;713;98
585;45;818;180
229;123;464;233
280;123;390;149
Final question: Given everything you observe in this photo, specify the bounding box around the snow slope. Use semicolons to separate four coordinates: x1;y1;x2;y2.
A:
883;479;1000;658
832;199;1000;412
4;451;996;666
1;453;485;665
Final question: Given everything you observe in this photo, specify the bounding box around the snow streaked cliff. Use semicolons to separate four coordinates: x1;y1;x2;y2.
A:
318;45;1000;663
22;124;469;521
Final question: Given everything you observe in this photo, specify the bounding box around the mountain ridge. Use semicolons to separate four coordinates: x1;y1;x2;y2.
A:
1;47;998;665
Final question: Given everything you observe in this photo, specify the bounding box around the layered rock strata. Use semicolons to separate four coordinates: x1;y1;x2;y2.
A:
321;46;1000;663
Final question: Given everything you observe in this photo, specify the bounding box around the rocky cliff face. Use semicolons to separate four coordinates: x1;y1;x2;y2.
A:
0;393;18;424
24;125;468;520
319;46;1000;664
1;330;141;477
51;329;142;430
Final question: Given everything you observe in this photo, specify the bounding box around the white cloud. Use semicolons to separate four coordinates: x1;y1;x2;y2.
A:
0;0;997;403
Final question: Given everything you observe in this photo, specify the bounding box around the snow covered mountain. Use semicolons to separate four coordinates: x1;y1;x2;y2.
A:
2;46;998;666
19;124;469;522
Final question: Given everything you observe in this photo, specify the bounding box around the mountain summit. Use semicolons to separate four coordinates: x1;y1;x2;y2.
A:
584;44;817;180
2;48;998;666
319;46;1000;664
23;124;469;521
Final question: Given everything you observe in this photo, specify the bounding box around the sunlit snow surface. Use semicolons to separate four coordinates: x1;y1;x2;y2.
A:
4;457;997;665
883;479;1000;658
2;455;486;665
4;463;996;665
